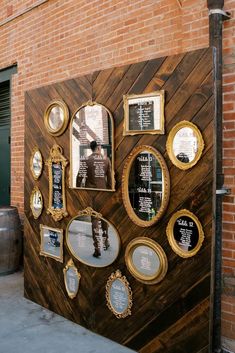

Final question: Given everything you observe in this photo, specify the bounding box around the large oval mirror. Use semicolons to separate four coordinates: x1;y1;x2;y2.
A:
122;145;170;227
166;121;204;170
66;207;120;267
70;102;115;191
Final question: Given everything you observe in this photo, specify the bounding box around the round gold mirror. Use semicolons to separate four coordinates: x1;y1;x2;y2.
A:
125;238;168;284
122;145;170;227
44;100;69;136
166;209;204;258
166;121;204;170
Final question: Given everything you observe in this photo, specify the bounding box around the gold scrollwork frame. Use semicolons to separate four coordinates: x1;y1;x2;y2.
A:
123;91;165;136
30;186;43;219
70;100;115;191
30;147;43;180
46;144;68;222
105;270;132;319
66;207;121;268
125;237;168;285
40;224;63;263
63;258;81;299
44;99;69;136
166;121;205;170
166;209;205;258
122;145;170;227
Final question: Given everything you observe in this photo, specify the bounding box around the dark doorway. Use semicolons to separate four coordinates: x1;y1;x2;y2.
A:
0;80;11;206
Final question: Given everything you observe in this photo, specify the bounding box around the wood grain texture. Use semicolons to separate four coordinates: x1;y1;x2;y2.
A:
24;48;214;353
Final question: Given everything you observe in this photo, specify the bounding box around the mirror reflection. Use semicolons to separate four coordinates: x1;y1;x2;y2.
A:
67;208;120;267
48;106;64;131
71;103;114;190
31;148;43;180
173;127;198;163
30;186;43;219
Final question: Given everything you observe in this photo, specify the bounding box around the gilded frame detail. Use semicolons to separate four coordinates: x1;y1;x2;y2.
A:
66;207;121;268
44;99;69;136
40;224;63;263
70;100;115;191
125;237;168;285
30;146;43;180
166;209;205;258
123;91;165;136
46;144;68;222
166;121;205;170
30;186;43;219
122;145;170;227
105;270;132;319
63;258;81;299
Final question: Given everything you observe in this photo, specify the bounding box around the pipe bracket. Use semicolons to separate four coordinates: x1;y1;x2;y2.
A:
209;9;232;20
216;187;231;195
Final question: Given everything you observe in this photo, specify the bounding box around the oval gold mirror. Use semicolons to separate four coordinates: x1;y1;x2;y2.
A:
66;207;120;268
122;145;170;227
30;186;43;219
166;209;204;258
30;147;43;180
166;121;204;170
44;100;69;136
125;238;168;285
70;101;115;191
63;259;81;299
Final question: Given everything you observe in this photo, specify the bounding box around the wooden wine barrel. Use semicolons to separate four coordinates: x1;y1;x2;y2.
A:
0;206;22;275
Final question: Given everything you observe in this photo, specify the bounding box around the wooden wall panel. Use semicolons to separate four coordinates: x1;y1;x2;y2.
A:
24;47;214;353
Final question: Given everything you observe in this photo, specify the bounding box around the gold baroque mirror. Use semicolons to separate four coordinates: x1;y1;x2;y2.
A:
166;121;204;170
44;99;69;136
125;237;168;285
30;147;43;180
166;209;204;258
46;144;68;222
123;91;165;135
66;207;120;268
40;225;63;263
30;186;43;219
105;270;132;319
63;259;81;299
70;101;115;191
122;145;170;227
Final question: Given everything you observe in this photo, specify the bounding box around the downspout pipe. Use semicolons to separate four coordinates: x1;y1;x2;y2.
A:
207;1;231;352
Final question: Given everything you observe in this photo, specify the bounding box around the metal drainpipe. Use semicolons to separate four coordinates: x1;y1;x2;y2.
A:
207;1;231;352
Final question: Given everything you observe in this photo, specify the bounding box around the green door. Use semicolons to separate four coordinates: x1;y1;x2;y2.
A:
0;81;11;206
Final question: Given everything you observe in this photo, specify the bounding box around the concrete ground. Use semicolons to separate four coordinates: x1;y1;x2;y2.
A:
0;271;136;353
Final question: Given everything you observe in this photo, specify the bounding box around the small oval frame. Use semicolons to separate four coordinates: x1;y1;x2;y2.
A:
166;120;204;170
30;186;43;219
166;209;205;258
63;258;81;299
125;237;168;285
30;147;43;180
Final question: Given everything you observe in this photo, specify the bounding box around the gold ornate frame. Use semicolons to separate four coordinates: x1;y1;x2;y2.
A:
44;99;69;136
166;209;204;258
63;258;81;299
125;237;168;285
123;91;165;136
40;224;63;263
30;186;43;219
122;145;170;227
46;144;68;222
66;207;121;268
70;100;115;191
30;147;43;180
105;270;132;319
166;121;205;170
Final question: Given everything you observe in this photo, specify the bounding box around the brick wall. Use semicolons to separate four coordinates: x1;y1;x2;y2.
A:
0;0;234;349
